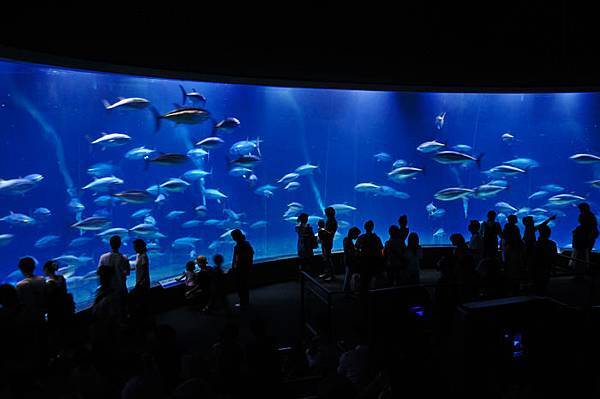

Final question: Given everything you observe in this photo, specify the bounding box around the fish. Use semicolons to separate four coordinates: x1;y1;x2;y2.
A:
125;146;156;160
255;184;277;197
471;184;508;199
91;132;131;148
131;209;153;219
24;174;43;183
0;212;36;226
528;191;549;200
187;148;209;159
247;174;258;186
34;235;61;249
150;106;211;131
223;209;245;221
182;220;202;229
230;154;261;168
97;227;129;238
82;176;124;192
417;140;445;153
589;180;600;188
374;152;393;162
516;207;531;217
213;117;241;134
284;216;299;224
53;255;92;266
0;233;14;246
144;215;156;226
145;153;189;167
432;151;482;167
435;112;446;129
278;173;300;184
284;182;301;191
250;221;268;229
295;163;319;175
166;210;185;220
531;208;548;215
94;209;111;219
229;167;253;178
71;216;111;231
0;178;38;195
179;85;207;105
452;144;472;153
67;198;85;214
172;236;202;249
94;195;120;207
569;153;600;164
288;202;304;210
430;208;446;219
283;208;301;218
195;205;208;217
146;185;161;196
160;178;191;193
495;201;518;214
33;207;51;218
487;179;509;187
434;187;474;201
204;188;228;202
546;193;585;206
68;236;93;248
496;212;508;224
392;159;407;168
229;138;262;157
354;182;381;193
102;97;149;110
387;167;424;182
113;190;155;204
327;203;356;215
501;132;515;143
484;165;527;177
540;184;564;193
87;162;117;177
433;228;446;239
503;158;539;169
182;169;211;181
195;136;225;149
203;219;221;226
129;223;159;237
375;186;410;199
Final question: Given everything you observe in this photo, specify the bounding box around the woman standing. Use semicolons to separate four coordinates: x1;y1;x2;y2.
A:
296;213;317;273
405;232;423;284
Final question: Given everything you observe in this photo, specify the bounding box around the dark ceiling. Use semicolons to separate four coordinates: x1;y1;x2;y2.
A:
1;3;599;90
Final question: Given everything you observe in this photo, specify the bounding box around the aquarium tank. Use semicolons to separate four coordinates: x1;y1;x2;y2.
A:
0;58;598;308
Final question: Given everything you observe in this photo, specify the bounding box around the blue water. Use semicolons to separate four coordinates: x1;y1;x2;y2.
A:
0;59;598;308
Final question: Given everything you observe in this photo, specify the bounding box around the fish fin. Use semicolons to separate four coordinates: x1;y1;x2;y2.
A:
150;106;161;132
256;136;262;157
117;96;124;100
173;103;182;109
102;100;111;109
476;153;485;169
178;84;187;104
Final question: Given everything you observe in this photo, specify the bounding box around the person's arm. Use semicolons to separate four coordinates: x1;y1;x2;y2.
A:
535;215;557;230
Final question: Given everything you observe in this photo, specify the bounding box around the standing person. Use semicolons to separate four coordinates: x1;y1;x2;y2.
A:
195;255;213;306
43;260;73;327
205;254;229;313
97;235;130;320
130;239;150;325
522;215;555;279
450;233;476;301
343;227;361;292
383;225;405;286
355;220;384;293
398;215;409;246
296;213;317;273
502;215;523;294
231;229;254;310
405;232;423;284
319;207;338;281
571;202;599;275
481;210;502;260
15;256;47;325
533;225;558;295
467;220;483;268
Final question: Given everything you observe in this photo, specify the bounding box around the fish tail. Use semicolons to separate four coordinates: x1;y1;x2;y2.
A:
150;106;161;132
476;153;485;169
179;84;187;105
102;99;111;110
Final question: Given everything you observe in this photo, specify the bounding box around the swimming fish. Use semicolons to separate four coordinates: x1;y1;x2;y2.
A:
392;159;407;168
471;184;508;199
195;136;225;149
569;153;600;164
113;190;155;204
223;209;245;221
94;195;120;207
195;205;208;217
503;158;539;169
425;203;446;219
247;174;258;186
387;167;424;182
540;184;564;193
213;117;241;135
354;182;382;193
160;178;191;193
172;236;202;249
589;180;600;188
182;220;202;229
145;153;189;167
179;85;207;105
283;208;300;218
546;193;585;206
204;188;228;202
33;207;51;219
284;182;301;191
495;201;518;214
435;112;446;130
528;191;549;200
71;216;111;231
34;235;60;249
229;138;262;157
328;203;356;214
53;255;92;266
67;198;85;214
131;209;152;219
151;106;211;131
0;177;38;195
230;154;261;168
250;221;268;229
255;185;277;197
82;176;124;192
374;152;393;162
417;140;445;153
432;151;482;167
187;148;209;159
125;146;156;160
277;173;300;184
1;212;36;226
229;167;253;178
0;234;15;246
91;132;131;148
295;163;319;175
375;186;410;199
452;144;472;153
434;187;474;201
433;228;446;239
288;202;304;210
166;210;186;220
182;169;211;181
484;165;527;177
501;132;514;143
87;162;117;177
97;227;129;238
102;97;149;110
68;237;93;248
129;223;160;237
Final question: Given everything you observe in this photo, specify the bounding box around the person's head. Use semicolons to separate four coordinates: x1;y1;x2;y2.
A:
43;260;58;276
507;214;518;225
18;257;36;277
324;207;335;218
487;210;496;221
522;216;534;227
133;239;147;254
578;202;591;213
109;235;121;251
538;224;552;240
407;232;419;248
230;229;244;243
297;213;308;225
348;227;361;240
196;255;208;269
468;220;480;234
388;225;401;239
398;214;408;227
450;233;466;247
185;261;196;272
364;220;374;233
317;219;325;228
213;254;224;267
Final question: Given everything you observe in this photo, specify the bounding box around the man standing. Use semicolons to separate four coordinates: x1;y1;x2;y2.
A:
97;235;130;319
355;220;384;294
231;229;254;310
15;256;47;324
319;207;338;281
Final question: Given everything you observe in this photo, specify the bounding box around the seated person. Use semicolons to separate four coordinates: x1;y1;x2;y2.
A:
177;261;200;299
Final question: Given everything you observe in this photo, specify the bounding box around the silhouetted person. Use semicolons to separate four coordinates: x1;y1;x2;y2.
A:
177;261;201;299
97;235;130;319
450;233;476;301
317;219;333;280
468;219;483;267
383;225;406;286
571;202;598;275
502;214;523;294
522;214;555;276
15;256;46;325
533;225;558;295
398;214;409;245
481;210;502;259
343;227;361;292
319;206;338;281
296;212;317;272
195;255;212;306
356;220;384;293
405;232;423;284
231;229;254;309
205;254;228;312
43;260;74;337
132;239;150;291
